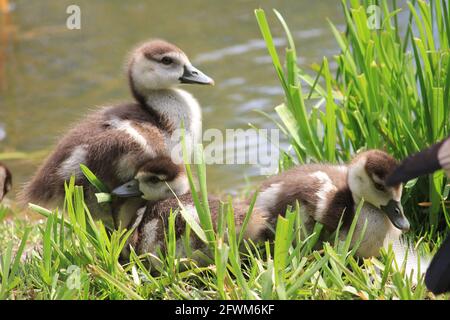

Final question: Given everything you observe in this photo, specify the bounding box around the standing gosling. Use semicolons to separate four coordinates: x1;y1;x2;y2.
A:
255;149;409;258
21;39;213;225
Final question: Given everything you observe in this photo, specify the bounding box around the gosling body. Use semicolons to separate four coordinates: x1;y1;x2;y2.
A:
255;150;407;258
124;193;267;262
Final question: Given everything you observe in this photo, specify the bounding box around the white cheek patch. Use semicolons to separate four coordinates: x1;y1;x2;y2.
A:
108;117;155;156
139;174;188;201
255;183;283;211
169;174;189;196
348;157;391;207
372;174;384;185
58;145;88;179
140;181;169;201
131;56;156;91
309;171;337;220
347;158;367;196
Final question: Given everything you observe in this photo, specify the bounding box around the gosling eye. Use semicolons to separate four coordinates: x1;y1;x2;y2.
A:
146;176;162;184
160;56;173;65
373;182;386;192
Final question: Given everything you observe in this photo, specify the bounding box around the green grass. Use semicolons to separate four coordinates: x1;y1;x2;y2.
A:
1;0;450;300
0;164;443;300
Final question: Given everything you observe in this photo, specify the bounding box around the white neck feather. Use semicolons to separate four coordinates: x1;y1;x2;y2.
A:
144;88;202;143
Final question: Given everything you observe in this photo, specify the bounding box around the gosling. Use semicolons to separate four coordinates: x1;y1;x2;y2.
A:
21;39;214;225
255;149;409;258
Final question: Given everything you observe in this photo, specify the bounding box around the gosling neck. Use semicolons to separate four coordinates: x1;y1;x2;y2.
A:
129;81;178;132
129;76;202;154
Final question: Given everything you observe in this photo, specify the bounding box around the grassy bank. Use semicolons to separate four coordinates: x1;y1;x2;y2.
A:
1;0;449;300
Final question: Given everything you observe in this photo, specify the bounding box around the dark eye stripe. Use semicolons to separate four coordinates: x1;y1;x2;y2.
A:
374;182;386;191
161;57;173;65
145;176;161;184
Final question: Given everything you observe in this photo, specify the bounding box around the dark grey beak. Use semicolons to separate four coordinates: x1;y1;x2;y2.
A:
179;65;214;85
380;200;410;231
111;180;142;198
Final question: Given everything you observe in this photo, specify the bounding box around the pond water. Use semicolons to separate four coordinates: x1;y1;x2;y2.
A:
0;0;344;197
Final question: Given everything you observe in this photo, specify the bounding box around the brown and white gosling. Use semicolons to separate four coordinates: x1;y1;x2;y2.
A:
120;193;267;263
254;149;410;258
0;162;12;203
112;160;267;262
110;155;189;229
21;39;214;225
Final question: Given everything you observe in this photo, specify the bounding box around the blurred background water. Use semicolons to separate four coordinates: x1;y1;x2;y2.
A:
0;0;344;197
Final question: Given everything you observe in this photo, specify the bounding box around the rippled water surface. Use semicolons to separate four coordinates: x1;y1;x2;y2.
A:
0;0;344;196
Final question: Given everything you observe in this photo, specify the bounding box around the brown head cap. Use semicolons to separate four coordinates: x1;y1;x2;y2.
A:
352;149;399;184
137;156;184;182
128;39;183;65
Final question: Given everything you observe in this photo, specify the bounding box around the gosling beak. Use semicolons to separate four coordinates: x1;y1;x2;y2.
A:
179;64;214;85
111;180;142;198
386;140;445;186
380;200;410;231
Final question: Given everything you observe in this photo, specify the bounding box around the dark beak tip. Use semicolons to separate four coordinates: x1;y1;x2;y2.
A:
399;222;410;232
381;200;410;232
394;215;410;231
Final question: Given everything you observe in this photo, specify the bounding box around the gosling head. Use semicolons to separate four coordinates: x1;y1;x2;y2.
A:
111;156;189;202
127;39;214;98
347;150;409;231
0;163;12;202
